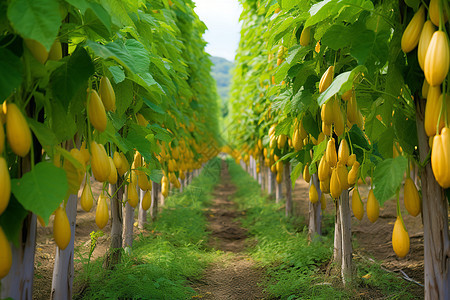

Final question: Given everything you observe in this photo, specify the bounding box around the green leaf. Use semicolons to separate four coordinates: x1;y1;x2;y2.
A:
109;66;125;83
7;0;61;50
0;196;28;247
373;156;407;206
50;101;78;142
11;162;68;224
404;0;420;10
377;127;394;159
0;48;22;100
51;47;94;109
27;118;59;148
114;79;134;117
394;110;417;156
125;124;154;161
150;124;173;142
317;65;367;106
302;111;320;139
290;161;303;188
321;24;351;50
311;139;327;167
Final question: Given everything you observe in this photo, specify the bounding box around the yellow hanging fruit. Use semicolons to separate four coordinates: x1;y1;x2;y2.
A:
0;226;12;279
392;217;410;258
322;122;332;136
326;138;337;167
367;189;379;223
309;183;318;203
347;94;358;124
293;129;303;151
319;66;334;93
424;31;450;86
347;153;356;167
318;155;330;181
320;193;326;210
24;39;48;64
320;177;330;194
6;103;32;157
338;139;350;165
48;40;62;61
401;6;425;53
142;190;151;211
87;89;107;132
321;99;334;124
127;183;139;208
347;161;360;186
99;77;116;112
431;127;450;188
113;151;122;170
352;187;364;220
299;27;310;46
315;41;321;53
341;89;353;101
336;162;349;190
424;85;443;136
303;164;310;183
90;141;111;182
404;177;421;217
80;183;94;212
334;110;344;137
277;134;287;149
53;207;71;250
80;141;90;164
417;21;435;70
107;157;118;185
0;157;10;216
138;172;149;191
330;168;341;199
95;194;109;229
429;0;448;27
161;181;169;198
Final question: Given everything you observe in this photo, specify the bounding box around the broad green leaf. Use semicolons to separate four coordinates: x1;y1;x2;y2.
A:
8;0;61;50
404;0;420;10
290;161;303;188
51;47;94;109
373;156;407;206
114;79;133;117
11;162;68;223
377;127;394;159
321;24;351;50
394;110;417;156
0;196;28;247
150;124;173;142
50;101;77;142
109;65;125;83
0;48;22;100
302;111;320;139
125;124;153;161
65;0;112;33
27;118;58;148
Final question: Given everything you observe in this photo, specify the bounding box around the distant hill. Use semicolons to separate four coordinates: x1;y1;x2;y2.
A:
210;56;233;117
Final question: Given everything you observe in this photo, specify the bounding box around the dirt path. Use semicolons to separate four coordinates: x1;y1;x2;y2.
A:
192;163;266;300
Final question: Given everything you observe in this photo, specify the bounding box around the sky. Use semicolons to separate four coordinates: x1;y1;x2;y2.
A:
193;0;242;61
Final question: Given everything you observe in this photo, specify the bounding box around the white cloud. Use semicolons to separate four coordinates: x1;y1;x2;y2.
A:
193;0;242;61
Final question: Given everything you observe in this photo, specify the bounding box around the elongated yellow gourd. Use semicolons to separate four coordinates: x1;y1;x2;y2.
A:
401;6;425;53
319;66;334;93
424;31;450;86
422;79;429;99
367;189;379;223
127;183;139;208
90;141;111;182
87;90;107;132
142;190;151;210
431;127;450;188
352;187;364;220
80;183;94;212
424;86;443;137
95;194;109;229
336;162;349;190
6;103;32;157
404;177;421;217
347;161;360;186
326;138;337;167
330;168;341;199
309;183;318;203
347;153;356;167
392;217;410;258
338;140;350;165
320;193;326;210
299;27;310;46
48;40;62;61
24;39;48;64
318;155;330;181
0;226;12;279
53;207;71;250
417;21;435;70
107;157;118;185
303;164;310;183
429;0;448;27
0;158;10;216
99;77;116;112
320;177;330;194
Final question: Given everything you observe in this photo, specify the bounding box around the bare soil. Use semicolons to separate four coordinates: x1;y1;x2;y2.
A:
192;164;266;300
292;177;425;293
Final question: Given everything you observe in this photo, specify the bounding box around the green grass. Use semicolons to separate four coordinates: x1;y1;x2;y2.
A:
226;159;421;299
73;158;222;300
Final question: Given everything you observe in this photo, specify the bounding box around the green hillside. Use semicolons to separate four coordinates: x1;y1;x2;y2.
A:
210;56;233;117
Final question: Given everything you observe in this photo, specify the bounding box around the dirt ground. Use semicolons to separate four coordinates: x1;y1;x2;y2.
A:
292;177;425;290
192;163;266;299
